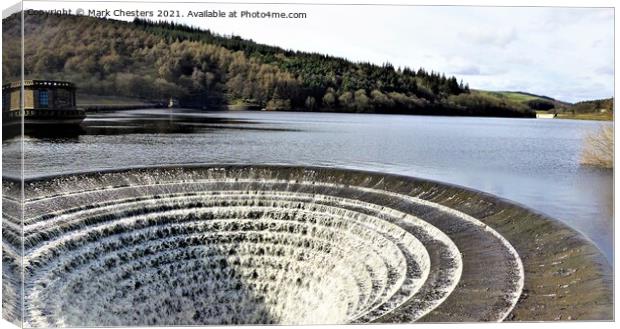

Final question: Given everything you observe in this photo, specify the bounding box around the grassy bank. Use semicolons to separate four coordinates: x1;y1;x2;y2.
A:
555;112;613;121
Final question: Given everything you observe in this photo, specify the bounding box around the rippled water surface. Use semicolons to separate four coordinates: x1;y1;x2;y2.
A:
2;109;613;262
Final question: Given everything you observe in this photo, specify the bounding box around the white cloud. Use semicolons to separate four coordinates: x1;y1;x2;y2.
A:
595;65;614;76
459;28;518;48
453;65;482;75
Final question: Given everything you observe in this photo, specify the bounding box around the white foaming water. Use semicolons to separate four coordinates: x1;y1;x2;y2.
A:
2;167;527;326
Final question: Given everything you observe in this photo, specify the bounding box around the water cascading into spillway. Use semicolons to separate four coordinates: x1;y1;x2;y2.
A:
1;165;613;326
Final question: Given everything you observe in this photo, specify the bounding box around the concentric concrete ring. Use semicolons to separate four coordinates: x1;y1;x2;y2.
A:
1;165;612;326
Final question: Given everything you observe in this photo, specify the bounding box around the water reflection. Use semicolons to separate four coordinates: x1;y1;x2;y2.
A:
2;109;298;141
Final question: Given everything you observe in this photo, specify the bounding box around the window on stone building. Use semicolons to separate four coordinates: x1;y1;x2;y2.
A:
39;90;49;107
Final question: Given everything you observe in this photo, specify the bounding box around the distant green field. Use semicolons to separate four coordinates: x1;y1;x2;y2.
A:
555;112;613;121
474;90;562;104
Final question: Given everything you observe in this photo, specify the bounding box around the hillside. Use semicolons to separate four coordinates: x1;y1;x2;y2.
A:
475;90;613;120
556;98;614;121
571;98;614;112
476;91;571;108
3;13;536;117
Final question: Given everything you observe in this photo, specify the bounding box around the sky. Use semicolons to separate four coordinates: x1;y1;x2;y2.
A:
22;1;615;103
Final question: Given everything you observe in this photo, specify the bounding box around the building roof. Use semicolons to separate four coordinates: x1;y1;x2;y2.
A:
2;80;76;90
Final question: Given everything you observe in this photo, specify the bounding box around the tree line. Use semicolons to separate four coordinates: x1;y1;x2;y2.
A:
3;13;535;117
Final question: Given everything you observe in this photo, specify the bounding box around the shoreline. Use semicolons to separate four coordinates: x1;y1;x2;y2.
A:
77;104;613;121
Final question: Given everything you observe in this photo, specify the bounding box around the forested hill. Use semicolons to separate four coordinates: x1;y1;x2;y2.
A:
3;13;534;117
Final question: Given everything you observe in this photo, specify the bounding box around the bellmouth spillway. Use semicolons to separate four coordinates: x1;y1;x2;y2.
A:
1;165;612;326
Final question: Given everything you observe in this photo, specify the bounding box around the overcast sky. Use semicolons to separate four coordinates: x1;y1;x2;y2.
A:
26;2;614;102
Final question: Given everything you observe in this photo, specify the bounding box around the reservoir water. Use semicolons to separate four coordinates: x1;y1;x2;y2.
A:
2;109;613;263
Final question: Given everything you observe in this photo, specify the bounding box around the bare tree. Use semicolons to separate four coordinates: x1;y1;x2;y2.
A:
581;125;614;168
